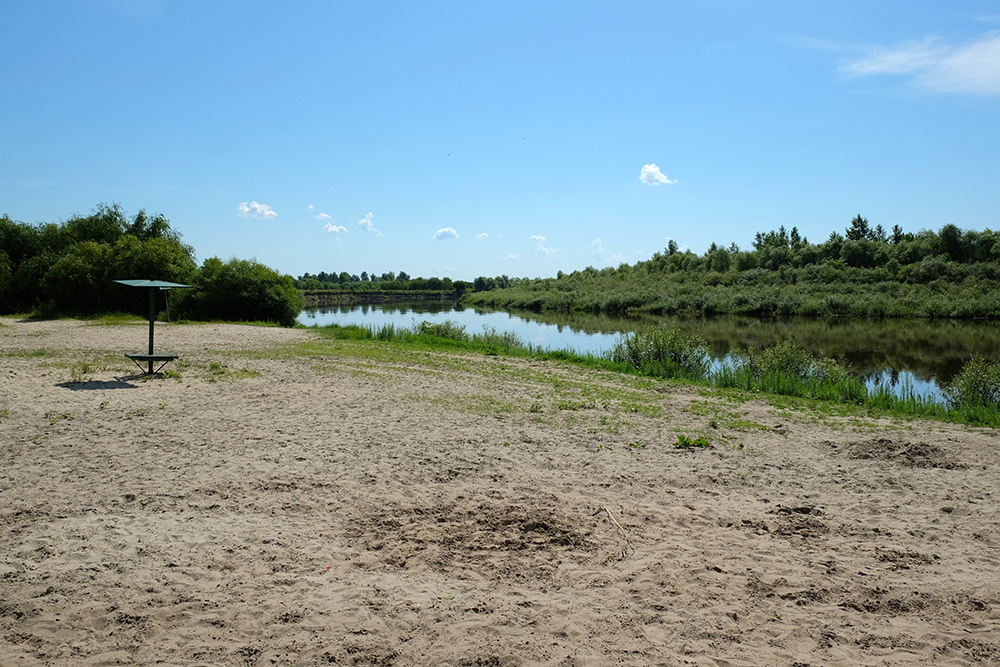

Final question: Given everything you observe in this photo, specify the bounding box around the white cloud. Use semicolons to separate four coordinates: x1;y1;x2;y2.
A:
537;244;557;257
306;204;315;211
592;237;624;265
323;223;347;234
502;253;520;261
843;34;1000;96
434;227;459;239
237;201;277;220
358;212;382;236
477;233;489;239
530;234;556;257
316;212;332;220
639;164;674;186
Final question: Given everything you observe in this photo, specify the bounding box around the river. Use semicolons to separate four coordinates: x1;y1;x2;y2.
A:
299;302;1000;400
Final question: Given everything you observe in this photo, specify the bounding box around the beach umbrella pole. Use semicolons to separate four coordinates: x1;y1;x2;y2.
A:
147;287;156;374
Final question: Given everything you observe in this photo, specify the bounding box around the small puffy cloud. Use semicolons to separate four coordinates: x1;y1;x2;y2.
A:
434;227;459;240
592;237;624;265
323;223;347;234
842;34;1000;96
502;253;520;261
531;234;556;257
358;212;382;236
639;164;674;186
477;232;489;239
316;212;332;220
306;204;315;211
237;201;277;220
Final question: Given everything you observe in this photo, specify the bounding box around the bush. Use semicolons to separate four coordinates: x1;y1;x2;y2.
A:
715;339;854;400
942;357;1000;410
413;319;467;341
606;327;711;380
176;257;303;327
473;325;525;353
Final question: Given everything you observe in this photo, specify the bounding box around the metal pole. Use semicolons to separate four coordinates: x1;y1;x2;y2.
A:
148;287;156;374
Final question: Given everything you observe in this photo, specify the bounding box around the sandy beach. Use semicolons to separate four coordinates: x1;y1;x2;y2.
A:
1;317;998;666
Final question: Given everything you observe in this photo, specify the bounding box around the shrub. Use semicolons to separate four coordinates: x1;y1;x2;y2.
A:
176;257;303;327
606;326;711;380
942;357;1000;410
413;319;467;341
473;325;525;353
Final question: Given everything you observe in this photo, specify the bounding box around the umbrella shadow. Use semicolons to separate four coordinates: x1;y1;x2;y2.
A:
56;376;142;391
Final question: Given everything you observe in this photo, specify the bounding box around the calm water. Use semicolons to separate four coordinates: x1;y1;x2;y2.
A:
299;302;1000;400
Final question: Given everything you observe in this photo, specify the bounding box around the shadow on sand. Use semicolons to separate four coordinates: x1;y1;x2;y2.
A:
55;376;147;391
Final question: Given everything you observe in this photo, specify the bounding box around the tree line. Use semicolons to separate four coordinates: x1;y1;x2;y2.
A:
464;216;1000;318
296;271;530;297
295;270;471;296
0;204;303;326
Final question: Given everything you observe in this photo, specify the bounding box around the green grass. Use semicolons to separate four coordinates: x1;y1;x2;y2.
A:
429;394;518;415
2;347;57;358
83;312;147;325
675;434;712;449
9;315;997;428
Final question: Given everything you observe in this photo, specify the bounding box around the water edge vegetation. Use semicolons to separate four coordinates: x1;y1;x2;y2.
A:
313;319;1000;428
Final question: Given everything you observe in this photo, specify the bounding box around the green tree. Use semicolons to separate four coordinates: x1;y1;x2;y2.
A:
177;257;303;327
938;224;965;262
846;215;872;241
64;203;127;245
41;241;110;312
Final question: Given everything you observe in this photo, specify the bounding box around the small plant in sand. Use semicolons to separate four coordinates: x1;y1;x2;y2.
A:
674;434;712;449
206;361;260;382
69;361;98;383
44;410;73;424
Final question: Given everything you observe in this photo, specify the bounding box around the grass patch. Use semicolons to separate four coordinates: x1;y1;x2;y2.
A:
3;347;57;358
83;312;147;325
290;322;1000;428
674;434;712;449
44;410;73;424
204;361;261;382
430;395;518;415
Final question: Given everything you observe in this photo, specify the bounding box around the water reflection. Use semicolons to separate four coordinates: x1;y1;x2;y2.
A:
300;303;1000;397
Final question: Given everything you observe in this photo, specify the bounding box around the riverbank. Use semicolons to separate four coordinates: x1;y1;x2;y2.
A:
2;318;998;665
301;289;457;308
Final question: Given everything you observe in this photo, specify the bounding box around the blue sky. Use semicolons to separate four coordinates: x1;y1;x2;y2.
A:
2;1;999;281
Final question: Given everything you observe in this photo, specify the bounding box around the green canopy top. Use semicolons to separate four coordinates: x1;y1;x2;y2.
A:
115;279;190;289
115;279;191;373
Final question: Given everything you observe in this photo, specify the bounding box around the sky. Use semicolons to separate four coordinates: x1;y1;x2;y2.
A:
2;1;999;281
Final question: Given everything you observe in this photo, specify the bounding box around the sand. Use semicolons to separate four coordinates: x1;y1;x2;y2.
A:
1;317;998;666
